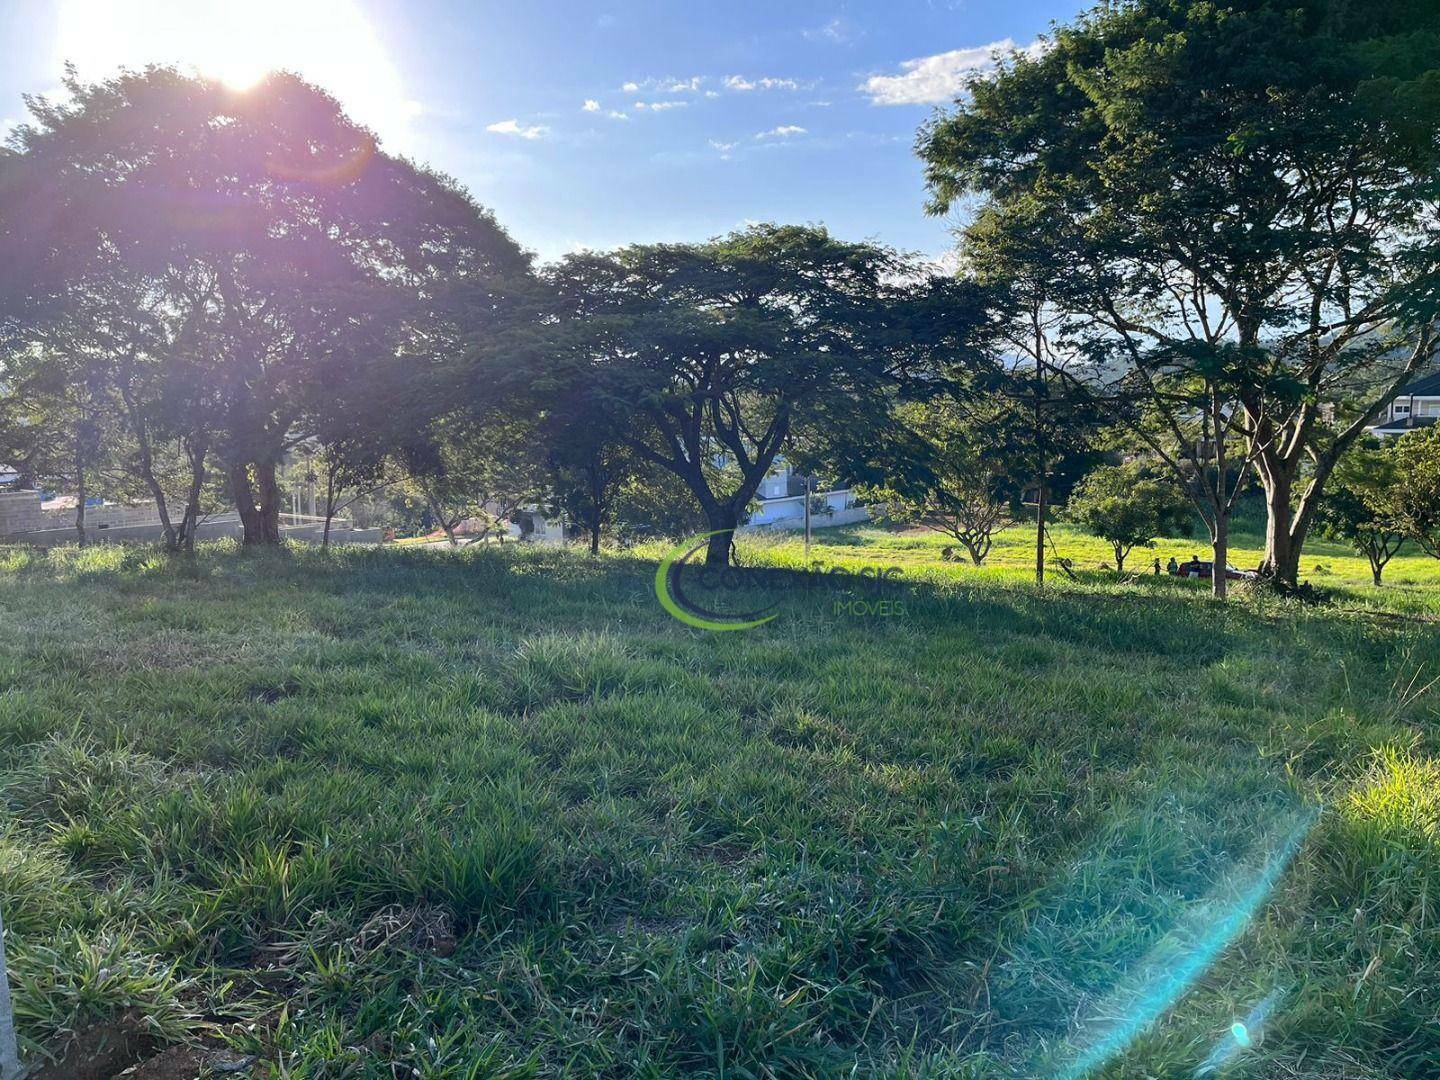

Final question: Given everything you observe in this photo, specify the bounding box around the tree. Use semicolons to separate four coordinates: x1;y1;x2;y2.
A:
855;400;1022;565
543;225;979;567
397;412;548;547
547;436;637;555
1068;462;1192;574
0;66;528;548
1313;441;1406;585
610;463;725;544
537;375;640;555
1379;426;1440;561
920;0;1440;591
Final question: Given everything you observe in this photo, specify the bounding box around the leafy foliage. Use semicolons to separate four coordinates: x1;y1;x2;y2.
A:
1068;462;1194;573
541;224;981;564
1313;440;1408;584
857;400;1022;565
920;0;1440;588
1380;426;1440;560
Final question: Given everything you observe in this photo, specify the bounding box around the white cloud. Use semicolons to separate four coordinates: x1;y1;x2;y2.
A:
607;110;630;121
582;99;600;112
723;75;800;92
622;76;704;95
486;118;549;139
804;17;862;45
861;38;1045;105
710;139;739;158
756;124;806;139
633;100;688;112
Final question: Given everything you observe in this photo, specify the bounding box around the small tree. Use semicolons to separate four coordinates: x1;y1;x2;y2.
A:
539;377;641;555
1068;463;1193;574
858;401;1016;566
873;469;1008;566
1379;427;1440;562
399;413;547;547
1313;442;1405;586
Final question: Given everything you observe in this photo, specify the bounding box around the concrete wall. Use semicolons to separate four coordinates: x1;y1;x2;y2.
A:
746;490;869;530
0;491;44;535
745;503;871;532
6;516;246;547
4;510;383;548
40;502;164;529
3;490;169;534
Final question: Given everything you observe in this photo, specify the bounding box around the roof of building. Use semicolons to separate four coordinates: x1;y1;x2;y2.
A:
1370;414;1438;435
1396;370;1440;398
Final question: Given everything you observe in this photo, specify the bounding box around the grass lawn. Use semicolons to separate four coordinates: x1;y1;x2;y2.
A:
0;530;1437;1077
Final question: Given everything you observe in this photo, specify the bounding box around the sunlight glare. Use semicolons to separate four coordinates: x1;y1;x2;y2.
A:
54;0;421;148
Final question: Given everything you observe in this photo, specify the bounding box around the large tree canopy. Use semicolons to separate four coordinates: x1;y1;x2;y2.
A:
542;224;981;565
0;66;529;546
920;0;1440;589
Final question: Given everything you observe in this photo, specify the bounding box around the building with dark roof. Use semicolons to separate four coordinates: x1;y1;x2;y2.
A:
1369;371;1440;438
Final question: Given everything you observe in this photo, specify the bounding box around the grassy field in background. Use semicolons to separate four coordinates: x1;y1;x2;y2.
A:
0;532;1436;1077
776;519;1440;596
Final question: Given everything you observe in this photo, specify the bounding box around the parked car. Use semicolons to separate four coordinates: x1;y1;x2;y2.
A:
1171;559;1258;582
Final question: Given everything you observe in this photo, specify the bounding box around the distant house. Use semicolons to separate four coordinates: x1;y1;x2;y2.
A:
744;460;869;531
1369;371;1440;438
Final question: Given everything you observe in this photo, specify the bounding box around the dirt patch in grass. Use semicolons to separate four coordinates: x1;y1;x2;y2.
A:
30;1012;157;1080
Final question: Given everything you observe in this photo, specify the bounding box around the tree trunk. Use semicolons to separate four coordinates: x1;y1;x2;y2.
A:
704;505;740;568
1211;514;1228;601
254;459;282;544
230;462;265;546
1371;562;1383;587
1258;467;1297;586
179;442;207;553
1114;545;1126;574
589;518;601;555
75;457;87;548
140;463;178;552
1035;475;1047;586
422;488;458;546
322;468;337;550
119;383;178;551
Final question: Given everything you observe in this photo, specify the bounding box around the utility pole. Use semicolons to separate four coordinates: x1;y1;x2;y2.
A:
1034;314;1048;587
0;907;21;1079
803;473;812;561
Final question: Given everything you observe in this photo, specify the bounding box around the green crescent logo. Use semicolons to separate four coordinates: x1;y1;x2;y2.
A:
655;532;780;631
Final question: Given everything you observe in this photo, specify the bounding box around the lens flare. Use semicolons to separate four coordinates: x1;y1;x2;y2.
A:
1050;807;1316;1079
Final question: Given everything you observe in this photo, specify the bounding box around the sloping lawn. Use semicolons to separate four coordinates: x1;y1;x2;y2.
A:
0;538;1436;1077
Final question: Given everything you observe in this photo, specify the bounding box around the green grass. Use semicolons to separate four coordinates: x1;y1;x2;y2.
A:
0;530;1436;1077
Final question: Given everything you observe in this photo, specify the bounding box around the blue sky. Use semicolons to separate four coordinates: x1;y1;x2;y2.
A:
1;0;1085;262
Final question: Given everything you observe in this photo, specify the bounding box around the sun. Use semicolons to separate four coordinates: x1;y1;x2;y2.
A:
54;0;420;146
